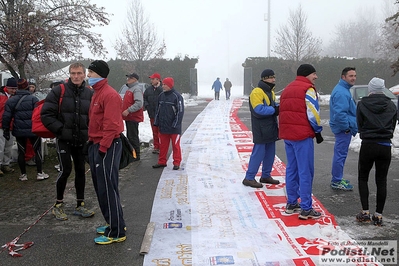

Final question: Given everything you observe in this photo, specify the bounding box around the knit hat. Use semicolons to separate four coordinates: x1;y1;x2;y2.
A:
261;69;275;79
297;64;316;77
162;77;174;88
6;77;17;88
149;72;161;79
17;78;29;90
126;73;139;80
88;60;109;78
368;77;385;94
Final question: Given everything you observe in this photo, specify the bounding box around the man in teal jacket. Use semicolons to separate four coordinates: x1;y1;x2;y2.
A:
329;67;358;191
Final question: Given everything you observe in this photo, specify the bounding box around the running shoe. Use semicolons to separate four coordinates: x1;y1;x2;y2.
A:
52;203;68;221
94;235;126;245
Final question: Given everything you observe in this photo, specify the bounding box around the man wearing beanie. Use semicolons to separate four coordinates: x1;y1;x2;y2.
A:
87;60;127;244
329;67;357;191
355;77;397;226
242;69;280;188
152;77;184;170
144;72;163;154
121;72;143;161
0;78;17;176
2;78;49;181
279;63;323;220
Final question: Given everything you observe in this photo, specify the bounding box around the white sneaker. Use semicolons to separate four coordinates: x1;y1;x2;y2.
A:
54;164;60;172
19;174;28;181
37;172;49;180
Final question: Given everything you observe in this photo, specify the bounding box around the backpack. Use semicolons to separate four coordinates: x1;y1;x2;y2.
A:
119;133;137;170
32;84;65;138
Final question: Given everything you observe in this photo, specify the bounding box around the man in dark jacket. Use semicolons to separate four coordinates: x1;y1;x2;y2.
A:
152;77;184;170
223;78;232;100
144;72;163;154
2;79;49;182
355;77;397;226
41;62;94;221
242;69;280;188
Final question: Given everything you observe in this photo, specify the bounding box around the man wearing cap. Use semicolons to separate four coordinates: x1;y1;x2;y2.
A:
279;64;323;220
2;78;49;181
242;69;280;188
122;72;143;161
355;77;396;226
211;77;223;100
0;78;17;176
87;60;126;245
152;77;184;170
144;72;163;154
329;67;357;191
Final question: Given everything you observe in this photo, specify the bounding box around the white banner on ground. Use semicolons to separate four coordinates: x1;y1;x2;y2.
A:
143;99;381;266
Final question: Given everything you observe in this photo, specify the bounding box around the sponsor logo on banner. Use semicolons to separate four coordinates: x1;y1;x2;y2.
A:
163;222;183;229
209;255;234;265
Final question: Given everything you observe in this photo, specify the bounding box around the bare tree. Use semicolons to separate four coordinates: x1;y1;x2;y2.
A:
381;0;399;75
0;0;110;79
375;1;398;61
273;5;322;61
114;0;166;65
325;14;379;59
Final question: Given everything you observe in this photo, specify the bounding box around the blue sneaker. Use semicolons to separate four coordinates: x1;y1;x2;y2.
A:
96;225;127;235
331;180;353;191
96;225;109;234
94;235;126;245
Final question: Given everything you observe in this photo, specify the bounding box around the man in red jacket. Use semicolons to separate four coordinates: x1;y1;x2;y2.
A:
279;64;324;220
87;60;126;245
122;73;143;161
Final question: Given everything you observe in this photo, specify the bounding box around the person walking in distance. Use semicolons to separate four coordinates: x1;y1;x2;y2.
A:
279;64;324;220
87;60;126;244
0;78;17;176
224;78;232;100
211;77;223;100
329;67;358;191
144;72;163;154
242;69;280;188
2;79;49;181
355;78;397;226
41;62;94;221
152;77;184;170
122;72;144;161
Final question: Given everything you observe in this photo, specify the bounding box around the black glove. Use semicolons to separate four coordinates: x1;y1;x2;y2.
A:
315;132;324;144
3;129;10;141
99;151;105;158
274;105;279;116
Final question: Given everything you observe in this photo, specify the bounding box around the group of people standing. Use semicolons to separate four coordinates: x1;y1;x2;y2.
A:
1;60;185;245
242;64;396;226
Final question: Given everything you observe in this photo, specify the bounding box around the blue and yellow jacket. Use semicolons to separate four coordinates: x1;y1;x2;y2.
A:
249;80;278;144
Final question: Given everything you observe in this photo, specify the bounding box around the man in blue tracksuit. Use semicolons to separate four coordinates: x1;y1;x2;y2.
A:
211;77;223;100
242;69;280;188
329;67;358;191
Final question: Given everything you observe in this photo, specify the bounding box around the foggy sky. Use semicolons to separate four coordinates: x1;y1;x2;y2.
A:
90;0;388;86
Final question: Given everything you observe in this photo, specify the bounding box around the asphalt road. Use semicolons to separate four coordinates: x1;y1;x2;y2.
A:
1;98;398;265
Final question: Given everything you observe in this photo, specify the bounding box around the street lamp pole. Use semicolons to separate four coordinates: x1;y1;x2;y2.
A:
264;0;271;58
